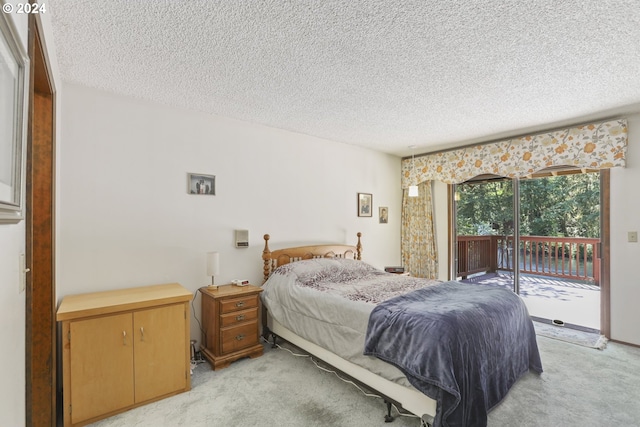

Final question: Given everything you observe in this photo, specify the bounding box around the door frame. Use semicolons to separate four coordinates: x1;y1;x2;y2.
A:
25;14;57;427
600;170;611;337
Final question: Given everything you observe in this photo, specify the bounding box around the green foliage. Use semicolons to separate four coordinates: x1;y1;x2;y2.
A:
456;179;513;235
456;173;600;238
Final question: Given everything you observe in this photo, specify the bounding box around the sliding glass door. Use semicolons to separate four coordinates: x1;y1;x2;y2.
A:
517;173;601;330
452;172;603;331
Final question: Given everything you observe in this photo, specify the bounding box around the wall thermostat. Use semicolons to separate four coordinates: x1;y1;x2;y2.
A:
235;229;249;248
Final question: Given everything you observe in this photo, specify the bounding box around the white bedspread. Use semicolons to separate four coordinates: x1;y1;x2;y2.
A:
260;258;440;387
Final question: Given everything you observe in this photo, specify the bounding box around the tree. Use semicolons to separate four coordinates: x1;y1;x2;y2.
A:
456;172;600;239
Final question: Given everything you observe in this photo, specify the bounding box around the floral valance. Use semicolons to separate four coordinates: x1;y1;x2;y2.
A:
402;119;628;186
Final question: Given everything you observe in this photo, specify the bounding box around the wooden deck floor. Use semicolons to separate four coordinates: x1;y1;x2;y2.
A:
461;271;600;330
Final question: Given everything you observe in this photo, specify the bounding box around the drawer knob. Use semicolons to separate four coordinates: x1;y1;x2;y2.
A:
235;314;245;321
235;334;245;341
235;301;245;308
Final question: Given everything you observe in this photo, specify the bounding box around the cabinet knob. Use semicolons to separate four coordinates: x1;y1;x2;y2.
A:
235;334;245;341
122;330;127;346
236;314;245;321
235;301;245;308
140;327;145;341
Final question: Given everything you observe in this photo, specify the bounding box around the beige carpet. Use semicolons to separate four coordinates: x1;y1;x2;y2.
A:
87;336;640;427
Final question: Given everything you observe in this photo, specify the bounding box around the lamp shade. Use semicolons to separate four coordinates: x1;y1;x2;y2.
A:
206;252;220;276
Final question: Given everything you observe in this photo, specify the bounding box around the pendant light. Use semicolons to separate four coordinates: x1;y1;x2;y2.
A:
408;145;419;197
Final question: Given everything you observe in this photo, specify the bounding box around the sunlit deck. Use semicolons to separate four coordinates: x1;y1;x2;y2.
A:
457;234;601;331
461;271;600;331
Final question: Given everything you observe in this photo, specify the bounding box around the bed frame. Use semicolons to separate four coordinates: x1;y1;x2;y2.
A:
262;232;363;282
260;233;436;425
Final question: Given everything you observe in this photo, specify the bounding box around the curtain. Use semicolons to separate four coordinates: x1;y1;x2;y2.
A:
401;119;627;186
401;180;438;279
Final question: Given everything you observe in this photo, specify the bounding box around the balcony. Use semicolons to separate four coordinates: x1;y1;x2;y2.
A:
457;235;600;285
457;235;601;330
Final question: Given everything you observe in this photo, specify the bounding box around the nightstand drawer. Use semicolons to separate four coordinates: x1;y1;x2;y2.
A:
220;294;258;314
220;323;259;354
220;307;258;327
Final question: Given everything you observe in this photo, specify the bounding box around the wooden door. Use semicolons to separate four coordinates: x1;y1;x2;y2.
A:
133;304;187;403
69;313;134;425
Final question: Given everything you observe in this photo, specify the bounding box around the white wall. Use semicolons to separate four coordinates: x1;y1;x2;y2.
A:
610;112;640;345
0;224;26;427
0;7;28;427
58;83;403;340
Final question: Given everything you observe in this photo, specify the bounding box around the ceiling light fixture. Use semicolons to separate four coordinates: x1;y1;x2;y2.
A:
408;145;419;197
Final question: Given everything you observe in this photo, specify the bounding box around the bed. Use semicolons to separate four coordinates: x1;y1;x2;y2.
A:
260;233;542;427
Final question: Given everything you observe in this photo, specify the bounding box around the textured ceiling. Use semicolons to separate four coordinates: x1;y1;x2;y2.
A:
49;0;640;157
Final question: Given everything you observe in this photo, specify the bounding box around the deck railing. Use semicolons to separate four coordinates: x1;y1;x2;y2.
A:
457;235;600;285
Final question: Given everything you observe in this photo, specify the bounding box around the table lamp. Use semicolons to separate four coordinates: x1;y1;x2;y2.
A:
206;252;220;287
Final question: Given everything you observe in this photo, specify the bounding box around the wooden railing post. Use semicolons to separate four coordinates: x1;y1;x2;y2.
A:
592;242;600;286
489;236;498;273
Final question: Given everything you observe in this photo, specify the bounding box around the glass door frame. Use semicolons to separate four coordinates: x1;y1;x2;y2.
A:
448;171;611;335
449;178;520;293
513;179;520;294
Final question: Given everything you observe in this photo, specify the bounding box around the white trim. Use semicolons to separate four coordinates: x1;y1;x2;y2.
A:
0;8;29;223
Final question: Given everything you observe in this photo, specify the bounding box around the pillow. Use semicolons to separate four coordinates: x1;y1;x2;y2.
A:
273;258;381;288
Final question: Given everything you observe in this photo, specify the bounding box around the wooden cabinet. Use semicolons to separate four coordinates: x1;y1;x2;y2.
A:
57;283;192;427
200;284;264;369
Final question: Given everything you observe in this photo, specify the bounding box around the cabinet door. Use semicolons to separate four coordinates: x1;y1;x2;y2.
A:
133;303;187;402
69;313;134;425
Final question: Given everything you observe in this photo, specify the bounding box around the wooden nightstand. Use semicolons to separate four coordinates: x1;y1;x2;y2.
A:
199;284;264;369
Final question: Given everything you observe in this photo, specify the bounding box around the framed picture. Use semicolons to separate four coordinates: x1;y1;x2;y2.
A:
357;193;372;217
188;173;216;195
0;12;29;223
379;207;388;224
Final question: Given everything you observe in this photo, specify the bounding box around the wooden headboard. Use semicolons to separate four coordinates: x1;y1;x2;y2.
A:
262;233;362;283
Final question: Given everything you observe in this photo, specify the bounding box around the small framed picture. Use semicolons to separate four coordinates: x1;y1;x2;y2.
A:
357;193;372;217
188;173;215;195
379;207;388;224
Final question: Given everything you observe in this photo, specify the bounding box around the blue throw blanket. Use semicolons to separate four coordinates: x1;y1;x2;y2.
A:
364;281;543;427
